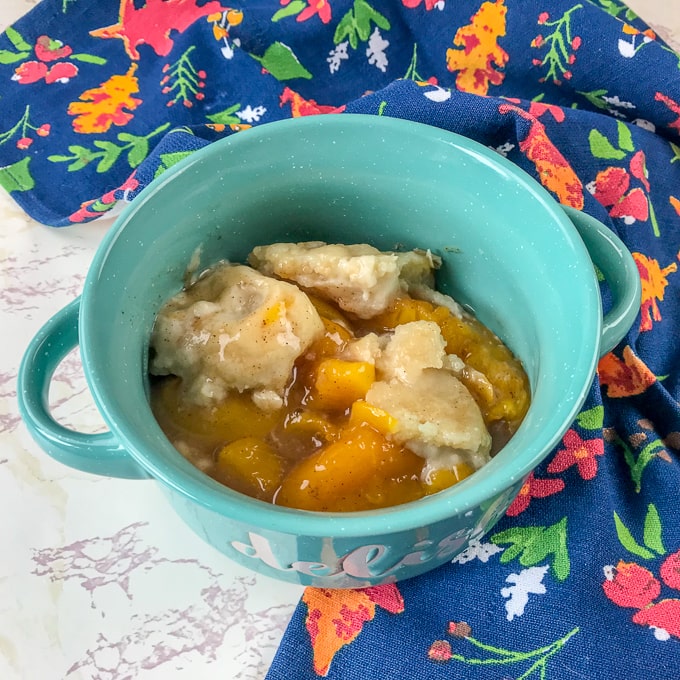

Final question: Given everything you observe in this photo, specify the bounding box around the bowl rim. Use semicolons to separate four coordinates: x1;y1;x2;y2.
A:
81;113;601;537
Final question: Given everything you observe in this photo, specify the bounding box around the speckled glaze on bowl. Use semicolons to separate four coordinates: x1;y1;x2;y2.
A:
18;115;640;587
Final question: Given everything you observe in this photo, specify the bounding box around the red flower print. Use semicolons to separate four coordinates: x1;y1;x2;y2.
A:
428;640;452;662
448;621;472;638
11;35;80;85
591;166;649;224
402;0;443;10
629;150;650;191
16;137;33;150
527;100;565;122
44;62;79;84
34;35;73;62
506;471;565;516
632;599;680;638
12;61;48;85
603;561;661;609
547;429;604;480
67;174;140;223
68;201;99;223
101;175;140;204
660;550;680;590
298;0;332;23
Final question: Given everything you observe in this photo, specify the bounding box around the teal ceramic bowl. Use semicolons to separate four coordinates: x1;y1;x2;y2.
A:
18;115;640;587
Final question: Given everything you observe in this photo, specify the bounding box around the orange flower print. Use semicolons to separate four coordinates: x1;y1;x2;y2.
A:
446;0;508;95
598;345;656;398
279;87;346;117
498;103;584;209
505;471;564;516
304;584;404;676
633;252;678;332
670;195;680;217
67;64;142;134
547;430;604;480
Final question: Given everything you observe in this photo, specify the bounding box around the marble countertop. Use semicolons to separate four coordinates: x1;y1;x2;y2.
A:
0;3;304;679
1;1;679;679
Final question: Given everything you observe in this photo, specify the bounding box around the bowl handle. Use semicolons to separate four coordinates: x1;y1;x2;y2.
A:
17;297;148;479
561;206;641;357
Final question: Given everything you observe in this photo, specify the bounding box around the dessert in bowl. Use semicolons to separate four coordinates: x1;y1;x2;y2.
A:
18;114;640;587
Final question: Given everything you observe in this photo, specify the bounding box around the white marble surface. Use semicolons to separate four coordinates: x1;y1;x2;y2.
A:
1;1;679;679
0;3;303;679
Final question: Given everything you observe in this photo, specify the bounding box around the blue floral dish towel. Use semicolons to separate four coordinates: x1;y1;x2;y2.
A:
2;1;680;678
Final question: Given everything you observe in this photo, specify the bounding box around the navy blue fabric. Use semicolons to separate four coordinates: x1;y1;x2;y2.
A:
2;2;680;678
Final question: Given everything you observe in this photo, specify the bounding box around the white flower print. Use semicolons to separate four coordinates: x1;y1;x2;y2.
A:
328;41;349;74
633;118;656;133
602;95;635;109
366;27;389;72
501;565;550;621
423;87;452;102
451;539;503;565
236;105;267;123
493;142;515;157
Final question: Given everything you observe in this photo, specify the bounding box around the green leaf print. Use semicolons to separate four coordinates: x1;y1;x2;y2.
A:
271;0;306;22
669;142;680;164
575;405;604;430
617;120;634;152
590;0;637;22
69;53;107;65
0;157;35;192
613;505;666;559
614;433;667;493
531;4;583;85
207;104;242;125
48;124;169;173
643;504;666;555
161;46;205;107
5;27;31;53
491;517;570;581
613;511;654;559
334;0;390;49
577;88;609;110
90;197;116;213
153;151;194;178
126;138;149;169
251;42;312;81
48;144;97;172
0;49;30;64
92;140;122;173
589;129;626;159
